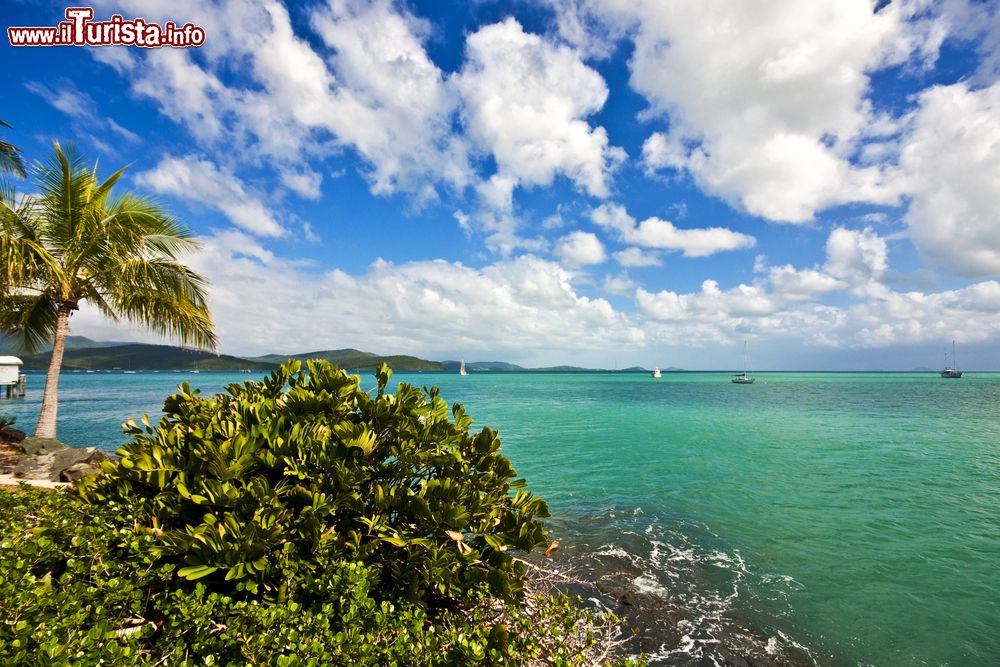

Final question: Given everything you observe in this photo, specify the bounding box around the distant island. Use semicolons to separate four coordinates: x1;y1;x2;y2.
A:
1;334;665;373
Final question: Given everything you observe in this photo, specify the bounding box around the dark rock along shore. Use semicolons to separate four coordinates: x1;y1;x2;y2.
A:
0;426;109;483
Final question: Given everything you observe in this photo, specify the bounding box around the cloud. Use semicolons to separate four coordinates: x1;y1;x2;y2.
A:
279;168;323;200
602;272;637;295
768;265;847;300
556;231;606;266
157;235;646;361
824;226;888;287
95;0;468;203
898;81;1000;277
455;17;625;202
309;0;471;198
564;0;937;222
638;280;780;323
613;247;661;267
135;155;285;237
132;49;232;145
106;119;141;143
25;81;97;120
591;203;755;257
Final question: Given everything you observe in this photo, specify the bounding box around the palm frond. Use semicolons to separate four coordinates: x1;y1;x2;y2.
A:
0;120;26;179
35;143;95;255
112;287;217;351
0;292;58;354
77;280;119;322
0;185;58;292
97;257;210;308
0;141;26;179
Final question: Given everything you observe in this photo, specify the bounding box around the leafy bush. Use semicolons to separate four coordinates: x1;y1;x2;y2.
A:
0;363;639;665
0;487;636;665
79;360;550;604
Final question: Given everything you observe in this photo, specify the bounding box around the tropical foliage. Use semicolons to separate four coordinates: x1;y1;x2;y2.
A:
79;360;550;601
0;120;25;179
0;143;215;439
0;364;637;665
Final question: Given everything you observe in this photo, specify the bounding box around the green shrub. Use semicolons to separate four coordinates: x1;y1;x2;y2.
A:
78;360;549;604
0;486;635;665
0;363;640;665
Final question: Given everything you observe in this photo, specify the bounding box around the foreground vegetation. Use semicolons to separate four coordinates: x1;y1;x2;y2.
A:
0;361;637;665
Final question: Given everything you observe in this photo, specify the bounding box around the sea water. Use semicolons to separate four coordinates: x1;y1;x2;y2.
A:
3;371;998;666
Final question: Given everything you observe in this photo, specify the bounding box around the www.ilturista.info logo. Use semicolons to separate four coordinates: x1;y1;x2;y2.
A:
8;7;205;48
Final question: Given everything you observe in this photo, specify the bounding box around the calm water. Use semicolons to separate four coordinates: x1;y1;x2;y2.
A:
3;370;999;666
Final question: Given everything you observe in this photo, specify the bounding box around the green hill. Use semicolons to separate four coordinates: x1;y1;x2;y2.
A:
0;333;114;356
255;349;441;372
21;344;276;371
441;360;525;372
251;348;376;364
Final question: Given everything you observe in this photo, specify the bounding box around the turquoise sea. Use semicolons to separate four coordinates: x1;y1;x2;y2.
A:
3;370;999;666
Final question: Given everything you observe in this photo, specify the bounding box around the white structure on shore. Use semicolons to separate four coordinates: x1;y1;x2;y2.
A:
0;356;26;398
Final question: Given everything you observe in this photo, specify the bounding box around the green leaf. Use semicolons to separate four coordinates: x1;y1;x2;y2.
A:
177;564;219;580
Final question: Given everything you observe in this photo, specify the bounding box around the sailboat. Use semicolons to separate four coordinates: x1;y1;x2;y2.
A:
940;340;963;378
651;367;662;378
731;340;755;384
459;359;468;376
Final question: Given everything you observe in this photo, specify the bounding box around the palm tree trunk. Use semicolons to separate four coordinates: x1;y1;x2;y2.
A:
34;305;72;440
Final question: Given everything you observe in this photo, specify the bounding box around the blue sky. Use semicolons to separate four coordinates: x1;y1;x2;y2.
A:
3;0;1000;369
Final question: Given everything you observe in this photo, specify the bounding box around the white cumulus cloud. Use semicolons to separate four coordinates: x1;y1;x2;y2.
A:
455;17;624;203
613;247;662;267
899;81;1000;277
568;0;931;222
135;155;285;237
557;231;606;266
591;203;755;257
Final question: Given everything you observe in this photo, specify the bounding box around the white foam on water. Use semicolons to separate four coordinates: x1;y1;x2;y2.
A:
561;509;811;665
776;629;820;666
633;572;671;598
593;544;631;559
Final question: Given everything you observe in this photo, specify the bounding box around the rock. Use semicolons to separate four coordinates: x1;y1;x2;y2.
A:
0;427;27;445
49;447;108;482
21;437;70;456
59;462;101;483
13;446;110;482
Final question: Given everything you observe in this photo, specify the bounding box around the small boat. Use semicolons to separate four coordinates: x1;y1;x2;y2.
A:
732;340;755;384
459;359;468;376
651;367;662;378
940;340;963;378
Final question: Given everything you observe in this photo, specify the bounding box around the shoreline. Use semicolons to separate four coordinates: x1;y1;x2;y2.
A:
0;474;67;489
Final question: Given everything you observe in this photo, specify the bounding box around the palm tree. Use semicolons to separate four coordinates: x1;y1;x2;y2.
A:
0;120;26;179
0;143;216;440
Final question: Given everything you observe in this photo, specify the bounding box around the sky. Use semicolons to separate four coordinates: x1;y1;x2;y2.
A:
3;0;1000;370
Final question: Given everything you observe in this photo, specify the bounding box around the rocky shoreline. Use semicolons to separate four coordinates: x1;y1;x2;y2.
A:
0;424;109;486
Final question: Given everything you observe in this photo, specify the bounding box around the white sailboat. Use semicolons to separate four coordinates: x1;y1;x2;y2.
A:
651;367;662;378
731;340;755;384
940;340;963;378
459;359;468;376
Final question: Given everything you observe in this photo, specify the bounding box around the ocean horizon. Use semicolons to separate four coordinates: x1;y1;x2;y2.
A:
3;370;999;665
